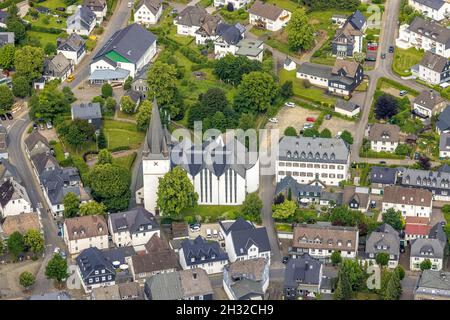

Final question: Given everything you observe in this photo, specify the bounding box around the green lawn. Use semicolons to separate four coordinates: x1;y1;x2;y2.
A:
27;30;62;47
24;14;66;29
113;152;137;170
308;10;352;36
355;292;380;300
309;55;336;66
38;0;81;10
392;47;424;77
53;141;66;162
103;120;145;150
181;205;242;222
219;8;249;24
265;0;301;12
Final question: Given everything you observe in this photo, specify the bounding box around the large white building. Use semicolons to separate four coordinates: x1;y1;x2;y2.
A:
381;185;433;218
134;0;162;26
408;0;449;21
0;179;32;218
66;5;96;36
416;51;450;85
63;215;109;255
138;100;259;212
368;123;400;153
276;137;350;186
248;0;291;32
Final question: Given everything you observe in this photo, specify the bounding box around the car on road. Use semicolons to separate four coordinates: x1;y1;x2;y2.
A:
6;112;13;120
54;247;61;254
284;101;295;108
414;152;420;160
282;256;289;264
303;123;313;129
268;118;278;123
0;114;6;121
60;251;67;259
325;114;332;120
379;160;387;164
306;117;316;122
389;46;394;53
46;121;53;129
399;90;408;96
67;74;75;82
381;53;386;59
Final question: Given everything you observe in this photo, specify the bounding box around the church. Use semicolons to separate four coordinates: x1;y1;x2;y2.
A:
137;100;260;213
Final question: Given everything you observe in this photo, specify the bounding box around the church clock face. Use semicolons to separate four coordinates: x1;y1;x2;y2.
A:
153;162;158;166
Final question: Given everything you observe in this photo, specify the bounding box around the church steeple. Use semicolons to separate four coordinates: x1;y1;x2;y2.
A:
145;99;169;159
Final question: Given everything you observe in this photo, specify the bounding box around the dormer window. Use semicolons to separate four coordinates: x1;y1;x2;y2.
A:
191;257;195;262
287;151;291;158
337;241;342;246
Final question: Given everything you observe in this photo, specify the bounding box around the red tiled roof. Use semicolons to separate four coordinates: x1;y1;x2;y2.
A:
405;217;430;225
405;223;431;236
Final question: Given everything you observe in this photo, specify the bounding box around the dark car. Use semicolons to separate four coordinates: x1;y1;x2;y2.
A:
389;46;394;53
0;114;6;121
381;53;386;59
6;112;13;120
379;161;387;164
400;245;405;253
33;123;38;130
56;7;65;11
282;256;289;264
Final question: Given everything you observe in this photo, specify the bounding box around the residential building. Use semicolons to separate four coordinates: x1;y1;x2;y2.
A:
274;176;322;205
219;218;271;263
234;38;264;62
417;51;450;85
276;136;350;187
408;0;449;21
144;268;213;300
436;106;450;133
63;215;108;255
369;166;398;194
0;32;14;47
248;1;291;32
84;0;107;24
396;17;450;58
43;53;74;82
283;57;296;71
405;216;431;243
76;247;116;293
319;191;343;207
0;11;7;29
0;159;22;183
413;89;446;118
108;207;160;251
1;212;41;237
0;179;32;218
223;258;269;300
440;132;450;158
334;99;360;117
117;282;144;300
410;238;446;271
213;23;246;59
134;0;162;25
174;5;209;36
89;23;157;84
284;254;323;299
290;223;359;261
131;64;149;99
66;5;96;36
368;123;400;153
91;285;120;300
193;14;222;45
382;185;433;218
400;167;450;201
57;33;86;65
179;236;229;274
365;224;400;268
30;152;58;177
213;0;249;10
414;270;450;300
343;185;370;212
71;102;102;130
332;18;364;57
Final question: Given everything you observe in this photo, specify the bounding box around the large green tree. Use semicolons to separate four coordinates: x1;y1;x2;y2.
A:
382;208;403;230
0;44;15;70
213;54;262;85
24;229;44;254
58;119;96;147
382;269;402;300
286;9;315;52
331;251;342;266
272;199;297;220
19;271;35;290
78;201;107;216
136;99;152;131
14;46;44;80
157;166;198;218
334;270;353;300
147;61;177;106
29;85;70;121
97;149;113;165
63;192;80;218
12;76;30;98
45;254;69;283
6;19;26;44
120;96;136;114
101;83;113;98
375;252;390;267
420;259;432;271
240;192;263;222
0;85;14;112
7;231;24;260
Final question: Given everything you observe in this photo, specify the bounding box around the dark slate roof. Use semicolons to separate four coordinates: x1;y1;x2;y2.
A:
176;5;208;27
72;102;102;120
0;179;14;207
275;176;322;197
25;131;50;151
76;247;115;281
0;159;22;183
284;253;322;288
231;226;271;256
144;99;169;160
297;62;332;79
429;222;447;244
93;23;156;65
220;217;254;236
370;166;398;185
408;17;450;48
440;132;450;151
413;0;446;10
335;99;360;112
348;10;366;31
58;33;86;52
31;153;58;176
365;223;400;257
420;51;450;73
438;163;450;173
180;236;228;266
0;11;7;24
102;246;136;265
437;106;450;132
109;207;159;234
216;23;242;45
320;191;343;205
40;167;86;205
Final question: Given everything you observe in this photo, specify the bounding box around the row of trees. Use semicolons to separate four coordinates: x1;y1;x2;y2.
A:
4;230;44;260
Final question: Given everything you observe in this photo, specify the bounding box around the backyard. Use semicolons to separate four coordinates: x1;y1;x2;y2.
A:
392;47;424;77
103;120;145;151
27;30;62;47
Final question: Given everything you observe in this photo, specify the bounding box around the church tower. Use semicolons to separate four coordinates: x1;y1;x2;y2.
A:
142;99;171;213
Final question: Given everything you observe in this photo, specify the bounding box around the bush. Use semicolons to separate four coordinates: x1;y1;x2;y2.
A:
284;126;297;136
101;83;113;98
179;46;207;64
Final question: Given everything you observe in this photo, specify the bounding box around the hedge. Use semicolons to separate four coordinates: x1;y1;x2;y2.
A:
109;146;131;152
179;46;207;64
29;25;65;34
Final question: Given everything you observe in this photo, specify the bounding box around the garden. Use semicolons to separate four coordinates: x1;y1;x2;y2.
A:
392;47;424;77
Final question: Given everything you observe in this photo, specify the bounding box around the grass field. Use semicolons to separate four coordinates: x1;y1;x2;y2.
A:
24;14;66;29
27;30;62;47
113;152;137;170
53;141;66;162
265;0;301;12
392;47;424;77
38;0;81;10
103;120;145;150
181;205;242;222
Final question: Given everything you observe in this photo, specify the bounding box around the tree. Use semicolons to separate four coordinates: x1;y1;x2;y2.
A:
395;144;411;156
284;126;297;137
234;71;277;114
272;199;297;220
97;129;107;149
420;259;432;271
331;251;342;266
334;270;353;300
101;83;113;98
88;164;131;212
19;271;35;290
29;85;70;121
213;54;262;85
92;95;105;107
12;76;30;98
303;128;320;137
240;192;263;222
14;46;44;80
63;192;80;218
239;113;255;130
157;166;198;218
376;252;390;267
104;96;117;116
418;156;431;170
280;81;293;99
120;95;136;114
0;85;14;112
320;128;332;138
6;19;26;44
147;61;178;106
382;208;403;230
340;259;366;292
353;52;366;64
45;254;68;283
62;86;75;103
124;76;133;90
375;94;398;119
58;119;95;147
340;130;353;145
7;231;24;260
24;229;44;254
136;99;152;131
383;269;402;300
330;206;361;226
79;201;107;216
0;44;15;70
97;149;113;165
286;9;315;52
395;265;405;280
44;42;57;56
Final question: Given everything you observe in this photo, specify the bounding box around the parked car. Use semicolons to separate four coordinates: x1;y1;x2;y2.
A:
54;247;60;254
6;112;13;120
67;74;75;82
399;90;408;96
0;114;6;121
282;256;289;264
206;229;212;238
325;114;332;120
60;251;67;259
39;123;44;130
46;121;53;129
33;123;38;130
268;118;278;123
370;200;376;209
284;101;295;108
303;123;313;129
213;229;218;238
56;7;65;11
306;117;316;122
414;152;420;160
379;160;387;164
127;1;132;7
189;224;200;232
389;46;394;53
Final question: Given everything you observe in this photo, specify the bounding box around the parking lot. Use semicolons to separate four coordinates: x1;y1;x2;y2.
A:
268;105;321;135
319;116;356;137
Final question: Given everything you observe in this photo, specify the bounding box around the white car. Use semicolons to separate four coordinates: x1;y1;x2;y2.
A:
127;1;133;7
268;118;278;123
284;102;295;108
54;247;60;254
303;123;313;129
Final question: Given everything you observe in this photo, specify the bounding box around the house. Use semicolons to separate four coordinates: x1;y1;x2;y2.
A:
0;159;22;183
63;215;109;255
412;89;446;118
405;217;431;243
0;126;7;159
382;185;433;218
396;17;450;58
0;11;7;28
234;39;264;62
91;285;120;300
417;51;450;85
436;106;450;133
410;222;447;270
76;247;116;293
213;23;245;59
332;20;364;58
89;23;157;84
108;207;160;251
274;176;322;205
117;282;144;300
84;0;107;24
193;14;222;45
179;236;229;274
319;191;343;207
284;57;296;71
334;99;360;117
364;224;400;268
368;123;400;153
140;100;259;211
1;212;41;238
408;0;449;21
66;5;96;36
346;10;367;32
30;152;58;177
290;223;359;262
414;270;450;300
213;0;249;10
144;268;213;300
131;64;150;99
400;168;450;201
134;0;162;26
284;254;323;300
296;60;364;96
248;1;291;32
71;102;102;130
0;32;14;48
128;234;179;282
0;179;32;218
223;258;269;300
174;5;209;37
219;217;271;263
276;136;350;187
33;77;46;90
43;53;74;81
439;132;450;158
369;166;398;194
57;33;86;65
342;185;370;212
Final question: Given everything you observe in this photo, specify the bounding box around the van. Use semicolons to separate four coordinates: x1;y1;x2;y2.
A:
206;229;212;238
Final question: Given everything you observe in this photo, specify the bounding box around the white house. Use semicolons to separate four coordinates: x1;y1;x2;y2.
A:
283;57;296;71
368;123;400;153
382;185;433;218
219;218;271;263
108;207;160;251
416;51;450;85
412;89;446;118
174;5;209;37
365;224;400;269
248;0;291;32
410;238;445;271
134;0;162;26
408;0;449;21
76;247;116;293
63;215;109;255
57;33;86;65
66;5;96;36
213;0;250;10
0;179;32;218
84;0;107;24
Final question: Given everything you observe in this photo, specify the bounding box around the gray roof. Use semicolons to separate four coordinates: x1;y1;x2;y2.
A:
0;32;14;47
0;11;7;24
76;247;115;281
414;89;445;111
365;224;400;257
370;166;398;185
219;217;254;236
88;68;130;81
278;136;349;164
275;175;322;197
437;106;450;132
410;238;445;259
176;5;208;27
143;99;169;160
348;10;366;31
30;153;59;176
236;39;264;57
297;62;332;80
180;236;228;266
0;159;22;183
40;167;87;205
109;207;159;234
24;131;50;152
420;51;450;73
320;191;343;205
72;102;102;120
408;17;450;48
0;179;30;208
102;246;136;265
368;123;400;142
226;219;271;256
284;253;322;288
401;168;450;192
412;0;446;10
145;272;183;300
136;0;161;15
248;0;284;21
58;33;85;52
440;132;450;152
335;99;359;112
415;270;450;297
429;222;447;243
67;5;96;31
44;53;72;76
230;278;265;299
216;23;242;45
